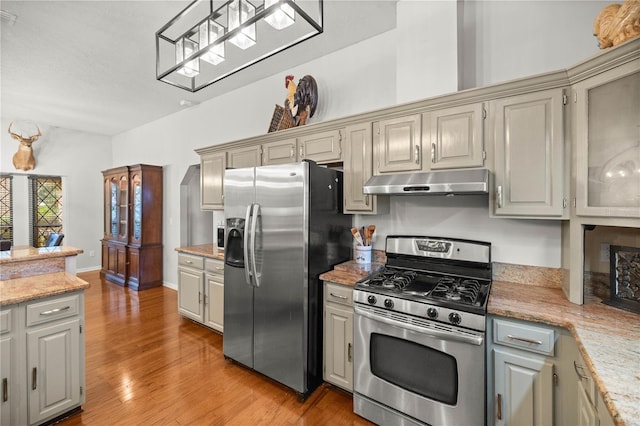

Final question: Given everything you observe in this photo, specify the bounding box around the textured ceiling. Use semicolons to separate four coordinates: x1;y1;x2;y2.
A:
1;1;397;136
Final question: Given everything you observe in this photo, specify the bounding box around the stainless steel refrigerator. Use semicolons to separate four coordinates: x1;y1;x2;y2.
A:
223;160;351;399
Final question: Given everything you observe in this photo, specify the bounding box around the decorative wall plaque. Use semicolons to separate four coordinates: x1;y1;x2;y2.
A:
605;245;640;314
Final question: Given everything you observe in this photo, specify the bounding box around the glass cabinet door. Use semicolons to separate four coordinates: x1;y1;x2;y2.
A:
118;175;129;241
131;174;142;244
576;67;640;217
109;178;118;238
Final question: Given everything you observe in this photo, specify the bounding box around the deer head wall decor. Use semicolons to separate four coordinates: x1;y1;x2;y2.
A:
8;122;41;171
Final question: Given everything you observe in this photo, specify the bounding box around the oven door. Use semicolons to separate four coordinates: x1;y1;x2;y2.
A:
354;304;486;426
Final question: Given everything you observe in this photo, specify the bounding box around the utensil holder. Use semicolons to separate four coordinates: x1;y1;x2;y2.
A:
355;245;372;264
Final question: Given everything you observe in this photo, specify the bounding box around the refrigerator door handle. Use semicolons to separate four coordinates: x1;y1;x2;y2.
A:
243;204;254;287
250;203;261;287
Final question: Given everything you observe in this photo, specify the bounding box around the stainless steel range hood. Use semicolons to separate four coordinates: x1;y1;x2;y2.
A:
363;169;489;195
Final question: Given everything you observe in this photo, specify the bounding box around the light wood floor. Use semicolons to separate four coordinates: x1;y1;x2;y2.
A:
59;271;373;426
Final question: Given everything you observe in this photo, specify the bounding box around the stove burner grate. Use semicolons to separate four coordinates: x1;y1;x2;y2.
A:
366;270;417;290
431;279;481;305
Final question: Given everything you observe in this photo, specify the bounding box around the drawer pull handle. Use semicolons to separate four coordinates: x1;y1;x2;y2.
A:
348;343;352;362
507;334;542;345
497;393;502;420
330;293;348;300
32;368;37;390
215;267;224;270
573;361;589;380
186;260;193;264
2;378;7;402
40;306;71;316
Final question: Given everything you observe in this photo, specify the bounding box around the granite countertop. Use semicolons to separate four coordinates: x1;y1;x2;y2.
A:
320;260;638;426
319;250;386;285
0;246;84;264
490;281;639;426
175;244;224;261
0;272;90;306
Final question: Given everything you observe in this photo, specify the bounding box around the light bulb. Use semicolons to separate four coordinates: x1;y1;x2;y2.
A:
200;20;225;65
176;38;199;77
265;0;295;30
228;0;256;50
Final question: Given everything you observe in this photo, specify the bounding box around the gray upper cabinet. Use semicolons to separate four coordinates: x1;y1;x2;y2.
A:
374;114;422;174
262;138;297;165
574;64;640;218
227;145;261;169
491;88;567;218
298;129;343;164
343;122;379;214
423;103;485;170
200;151;226;210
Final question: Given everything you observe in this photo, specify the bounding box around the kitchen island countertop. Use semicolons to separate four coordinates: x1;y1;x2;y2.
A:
0;271;90;306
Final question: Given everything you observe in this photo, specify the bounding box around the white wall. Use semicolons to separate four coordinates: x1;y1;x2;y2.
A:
114;1;607;286
0;119;112;271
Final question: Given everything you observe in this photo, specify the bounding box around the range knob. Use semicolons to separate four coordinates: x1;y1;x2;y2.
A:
449;312;461;325
367;295;377;305
384;299;394;309
426;307;438;319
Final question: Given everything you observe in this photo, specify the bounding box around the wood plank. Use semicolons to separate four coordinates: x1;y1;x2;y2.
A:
58;271;371;425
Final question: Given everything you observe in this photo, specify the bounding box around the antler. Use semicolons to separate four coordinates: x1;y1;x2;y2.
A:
8;121;41;145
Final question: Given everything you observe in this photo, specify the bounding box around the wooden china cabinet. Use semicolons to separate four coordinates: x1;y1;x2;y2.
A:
101;164;163;290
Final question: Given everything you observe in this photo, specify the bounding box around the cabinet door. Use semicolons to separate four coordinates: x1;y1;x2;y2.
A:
27;319;81;425
324;304;353;392
374;114;422;174
577;381;599;426
424;103;485;170
227;145;262;169
299;129;343;163
344;122;377;214
262;138;297;165
492;89;566;217
493;348;554;426
178;266;204;323
129;172;143;245
574;66;640;218
0;337;11;425
104;242;127;286
200;151;226;210
205;274;224;332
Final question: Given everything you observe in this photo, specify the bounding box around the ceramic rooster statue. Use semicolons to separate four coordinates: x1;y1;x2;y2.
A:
284;75;318;126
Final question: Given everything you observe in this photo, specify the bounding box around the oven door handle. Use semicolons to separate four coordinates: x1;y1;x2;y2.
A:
355;305;484;346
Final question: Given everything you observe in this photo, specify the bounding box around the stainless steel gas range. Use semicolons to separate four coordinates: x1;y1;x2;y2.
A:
353;235;492;426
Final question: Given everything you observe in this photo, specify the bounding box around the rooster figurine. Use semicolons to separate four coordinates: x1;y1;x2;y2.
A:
284;74;318;126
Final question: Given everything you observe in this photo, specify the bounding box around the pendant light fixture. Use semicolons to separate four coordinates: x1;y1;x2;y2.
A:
156;0;323;92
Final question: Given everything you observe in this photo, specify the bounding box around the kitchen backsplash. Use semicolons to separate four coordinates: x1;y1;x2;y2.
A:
492;262;562;288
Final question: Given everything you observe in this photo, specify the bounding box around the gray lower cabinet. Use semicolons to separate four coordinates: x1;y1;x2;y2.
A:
566;334;616;426
489;315;618;426
488;316;556;426
204;258;224;332
177;253;224;332
323;281;353;392
0;292;85;426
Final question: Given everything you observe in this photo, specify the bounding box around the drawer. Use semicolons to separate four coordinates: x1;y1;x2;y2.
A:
205;258;225;276
178;253;204;270
0;308;12;334
26;293;80;327
325;282;353;307
493;318;555;356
